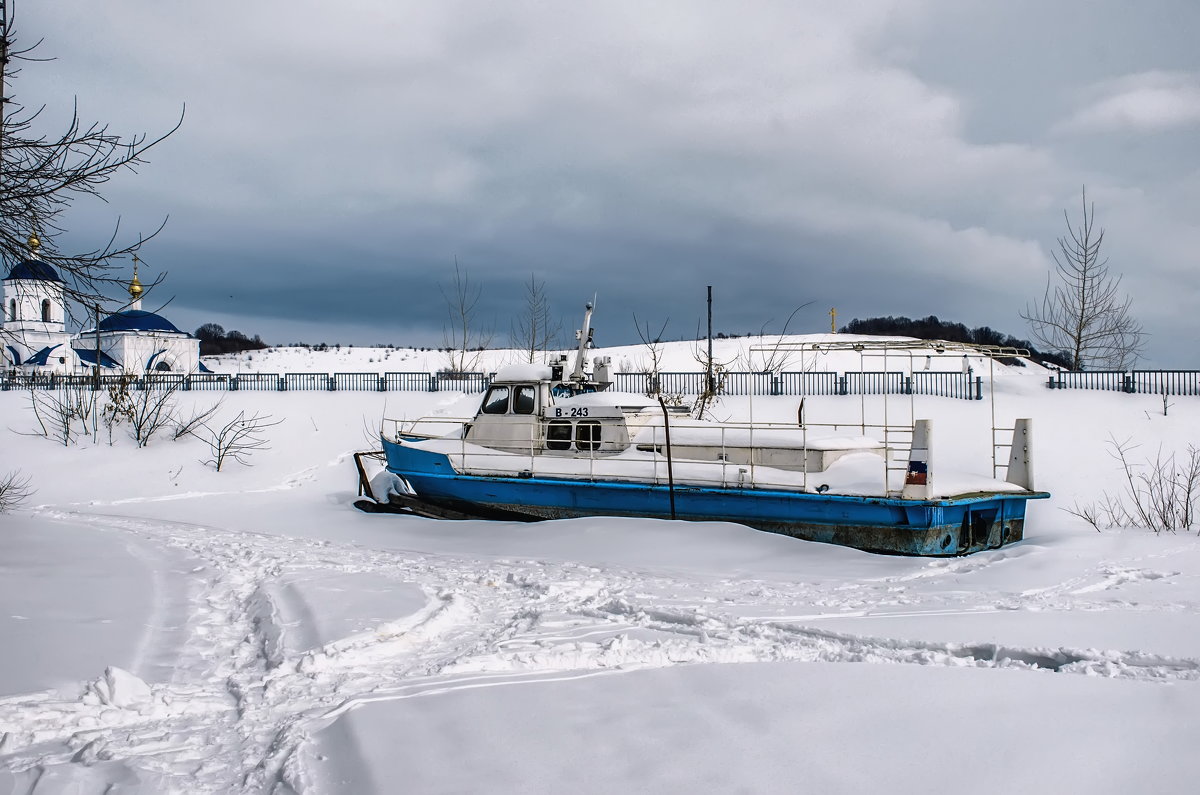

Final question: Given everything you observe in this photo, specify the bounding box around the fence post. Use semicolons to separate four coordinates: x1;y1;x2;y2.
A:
430;374;438;392
838;375;847;396
904;376;912;395
1122;374;1135;394
1047;375;1055;390
329;375;336;392
279;376;286;392
975;376;983;401
378;375;386;392
771;374;780;396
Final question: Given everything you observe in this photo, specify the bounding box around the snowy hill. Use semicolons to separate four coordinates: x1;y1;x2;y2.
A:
1;349;1197;793
204;333;1052;377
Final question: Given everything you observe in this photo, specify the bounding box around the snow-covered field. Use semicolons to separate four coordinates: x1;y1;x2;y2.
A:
3;338;1200;794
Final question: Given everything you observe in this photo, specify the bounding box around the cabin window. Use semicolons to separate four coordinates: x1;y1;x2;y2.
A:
481;386;510;414
41;299;52;322
547;420;572;450
576;421;601;451
513;385;537;415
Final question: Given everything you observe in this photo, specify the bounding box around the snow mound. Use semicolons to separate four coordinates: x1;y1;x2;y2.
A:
84;666;152;709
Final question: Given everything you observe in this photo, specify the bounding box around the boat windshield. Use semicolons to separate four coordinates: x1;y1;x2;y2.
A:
513;385;537;414
481;386;509;414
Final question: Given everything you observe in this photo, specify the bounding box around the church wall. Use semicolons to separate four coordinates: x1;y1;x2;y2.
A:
99;332;200;375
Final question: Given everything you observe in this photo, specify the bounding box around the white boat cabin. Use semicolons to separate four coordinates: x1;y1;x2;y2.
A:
464;363;658;456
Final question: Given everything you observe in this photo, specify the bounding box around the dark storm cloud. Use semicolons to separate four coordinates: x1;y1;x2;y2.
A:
14;0;1200;365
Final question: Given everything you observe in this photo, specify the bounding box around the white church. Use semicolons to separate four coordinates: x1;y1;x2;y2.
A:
2;234;204;375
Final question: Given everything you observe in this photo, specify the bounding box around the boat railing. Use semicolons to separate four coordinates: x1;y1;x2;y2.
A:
384;415;932;496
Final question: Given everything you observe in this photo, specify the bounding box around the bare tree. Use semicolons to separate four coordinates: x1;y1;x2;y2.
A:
201;411;282;471
439;259;492;373
509;274;560;364
1;2;182;331
1021;187;1144;370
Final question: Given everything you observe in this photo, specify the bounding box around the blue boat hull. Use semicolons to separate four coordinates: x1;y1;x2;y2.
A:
381;440;1049;556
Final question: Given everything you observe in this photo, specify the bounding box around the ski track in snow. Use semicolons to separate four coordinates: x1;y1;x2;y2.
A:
3;510;1200;793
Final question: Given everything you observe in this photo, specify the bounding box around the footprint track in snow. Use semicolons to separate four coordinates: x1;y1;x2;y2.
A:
8;507;1200;792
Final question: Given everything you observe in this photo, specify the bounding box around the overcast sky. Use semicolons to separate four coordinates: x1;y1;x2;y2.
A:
11;0;1200;365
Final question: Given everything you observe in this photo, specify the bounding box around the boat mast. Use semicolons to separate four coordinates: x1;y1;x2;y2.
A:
569;300;594;382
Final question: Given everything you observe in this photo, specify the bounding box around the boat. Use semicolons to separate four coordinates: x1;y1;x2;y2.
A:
362;303;1049;556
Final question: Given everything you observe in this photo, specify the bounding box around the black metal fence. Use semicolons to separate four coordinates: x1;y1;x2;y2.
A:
1047;370;1200;396
28;368;1200;399
12;366;1197;398
0;371;493;394
0;369;984;399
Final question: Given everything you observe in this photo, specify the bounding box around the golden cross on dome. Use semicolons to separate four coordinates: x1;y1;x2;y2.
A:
130;254;144;300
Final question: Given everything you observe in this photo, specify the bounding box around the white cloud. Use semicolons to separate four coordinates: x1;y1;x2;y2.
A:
1053;71;1200;134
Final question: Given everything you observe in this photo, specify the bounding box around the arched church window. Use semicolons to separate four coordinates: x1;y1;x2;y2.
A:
41;299;52;322
154;361;172;372
8;299;15;321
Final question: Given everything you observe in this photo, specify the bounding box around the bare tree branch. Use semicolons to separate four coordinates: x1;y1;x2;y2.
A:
1;4;183;336
0;468;33;511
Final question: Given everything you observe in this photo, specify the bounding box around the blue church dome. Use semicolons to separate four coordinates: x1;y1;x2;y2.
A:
98;310;184;334
5;259;64;283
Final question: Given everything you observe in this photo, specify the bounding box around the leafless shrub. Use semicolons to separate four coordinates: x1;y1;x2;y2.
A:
1065;436;1200;533
200;411;283;471
734;303;812;373
690;323;735;420
0;470;34;513
633;314;669;397
26;380;94;446
103;373;186;447
172;398;223;441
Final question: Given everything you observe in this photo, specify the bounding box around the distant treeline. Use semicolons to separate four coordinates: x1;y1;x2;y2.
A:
840;316;1071;369
195;323;268;357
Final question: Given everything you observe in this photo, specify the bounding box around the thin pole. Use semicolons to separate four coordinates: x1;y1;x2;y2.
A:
92;302;100;437
1;0;9;203
706;285;713;396
657;396;676;520
93;302;100;389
